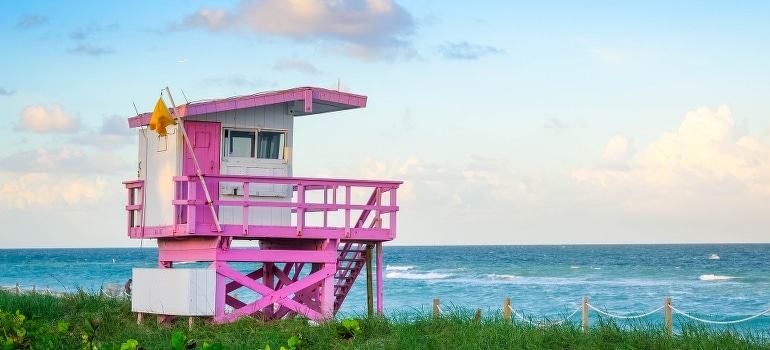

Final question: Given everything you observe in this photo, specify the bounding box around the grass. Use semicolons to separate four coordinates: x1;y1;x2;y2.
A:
2;290;770;349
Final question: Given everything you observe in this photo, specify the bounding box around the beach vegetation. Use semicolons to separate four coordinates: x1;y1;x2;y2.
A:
2;290;770;349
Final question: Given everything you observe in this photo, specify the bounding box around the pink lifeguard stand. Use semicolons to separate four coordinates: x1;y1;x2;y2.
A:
123;87;401;323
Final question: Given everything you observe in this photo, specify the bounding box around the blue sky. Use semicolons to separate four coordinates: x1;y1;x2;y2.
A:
1;1;769;248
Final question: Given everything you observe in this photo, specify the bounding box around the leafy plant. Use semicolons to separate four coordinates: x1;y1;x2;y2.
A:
267;334;307;350
172;331;227;350
171;332;196;350
336;318;362;340
0;308;70;350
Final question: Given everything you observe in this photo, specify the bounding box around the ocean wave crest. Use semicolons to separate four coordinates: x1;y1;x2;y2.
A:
699;274;734;281
386;265;415;271
487;274;518;280
386;271;451;280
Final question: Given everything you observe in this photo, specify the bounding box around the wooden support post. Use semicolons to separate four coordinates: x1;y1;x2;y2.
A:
433;299;440;318
137;312;143;325
474;309;482;323
582;296;589;332
376;242;384;315
503;298;511;324
188;316;193;330
366;245;374;318
664;297;672;336
15;283;19;294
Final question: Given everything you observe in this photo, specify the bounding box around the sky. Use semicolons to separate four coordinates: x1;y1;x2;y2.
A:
1;1;770;248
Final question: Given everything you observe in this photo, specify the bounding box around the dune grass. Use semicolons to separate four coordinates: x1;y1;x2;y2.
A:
2;290;770;349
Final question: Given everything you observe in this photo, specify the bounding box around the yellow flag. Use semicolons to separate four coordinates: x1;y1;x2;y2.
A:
149;97;177;136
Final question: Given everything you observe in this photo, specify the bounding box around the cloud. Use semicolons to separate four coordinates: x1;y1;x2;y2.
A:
16;104;82;133
68;44;116;56
571;104;770;215
16;14;48;29
544;117;572;135
69;23;120;40
435;41;504;60
99;115;134;136
331;105;770;245
173;0;417;60
0;173;110;210
0;88;14;96
596;135;634;171
0;147;130;174
274;59;319;74
70;115;136;149
602;136;631;161
69;28;90;40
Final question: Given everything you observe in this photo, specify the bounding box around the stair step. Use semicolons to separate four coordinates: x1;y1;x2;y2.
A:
337;258;365;262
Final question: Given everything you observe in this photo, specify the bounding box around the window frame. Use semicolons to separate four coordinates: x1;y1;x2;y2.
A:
222;127;288;163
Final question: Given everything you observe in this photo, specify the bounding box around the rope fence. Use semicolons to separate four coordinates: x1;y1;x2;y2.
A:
431;296;770;334
1;282;129;298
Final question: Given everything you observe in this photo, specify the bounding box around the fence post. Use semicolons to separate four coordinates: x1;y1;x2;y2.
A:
14;283;19;294
474;309;482;323
664;297;672;336
582;296;589;332
503;298;511;323
433;299;440;318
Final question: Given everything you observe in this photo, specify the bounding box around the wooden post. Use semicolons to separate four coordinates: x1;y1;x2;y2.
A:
664;297;672;336
503;298;511;324
582;296;589;332
376;242;384;315
433;299;440;318
14;283;19;294
366;245;374;318
474;309;482;323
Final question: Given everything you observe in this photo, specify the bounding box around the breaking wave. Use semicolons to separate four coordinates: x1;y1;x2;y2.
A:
699;274;735;281
386;271;451;280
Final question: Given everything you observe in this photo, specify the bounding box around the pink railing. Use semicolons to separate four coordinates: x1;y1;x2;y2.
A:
125;175;401;241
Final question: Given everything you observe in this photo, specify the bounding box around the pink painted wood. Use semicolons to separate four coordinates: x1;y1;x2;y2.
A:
123;174;401;323
128;87;367;128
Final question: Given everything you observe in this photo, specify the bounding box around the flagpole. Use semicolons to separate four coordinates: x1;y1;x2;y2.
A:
164;86;222;233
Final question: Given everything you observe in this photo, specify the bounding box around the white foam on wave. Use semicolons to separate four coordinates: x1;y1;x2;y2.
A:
487;274;518;280
386;271;451;280
699;274;734;281
386;265;415;271
570;266;580;269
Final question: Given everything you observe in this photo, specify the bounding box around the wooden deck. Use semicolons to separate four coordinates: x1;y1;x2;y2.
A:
124;175;401;242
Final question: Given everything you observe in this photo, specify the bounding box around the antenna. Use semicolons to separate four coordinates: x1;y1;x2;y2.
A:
337;78;341;91
132;102;140;116
181;89;190;104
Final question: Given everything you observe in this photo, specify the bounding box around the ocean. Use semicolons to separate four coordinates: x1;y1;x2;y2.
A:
2;244;770;333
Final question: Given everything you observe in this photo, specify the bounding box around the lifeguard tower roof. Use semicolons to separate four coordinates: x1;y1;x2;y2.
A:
127;86;367;128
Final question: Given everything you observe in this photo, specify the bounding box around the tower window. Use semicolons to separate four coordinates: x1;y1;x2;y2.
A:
223;128;286;161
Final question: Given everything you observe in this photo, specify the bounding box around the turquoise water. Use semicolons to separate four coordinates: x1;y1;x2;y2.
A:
2;244;770;333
